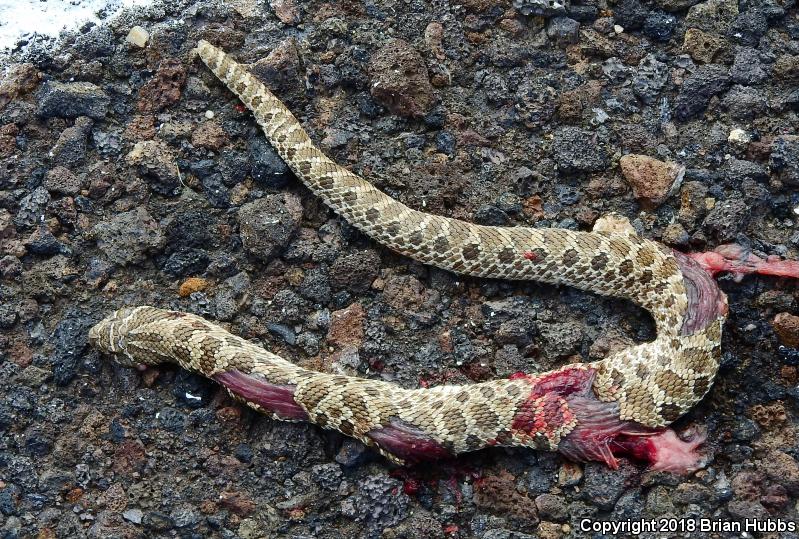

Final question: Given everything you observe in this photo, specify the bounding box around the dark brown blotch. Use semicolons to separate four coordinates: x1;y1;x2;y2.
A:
659;403;683;422
692;377;710;398
462;243;481;260
562;249;580;267
339;419;355;436
591;252;609;270
498;247;516;263
434;236;451;252
409;230;425;245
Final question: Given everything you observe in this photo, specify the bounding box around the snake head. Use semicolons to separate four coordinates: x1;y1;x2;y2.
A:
89;307;162;369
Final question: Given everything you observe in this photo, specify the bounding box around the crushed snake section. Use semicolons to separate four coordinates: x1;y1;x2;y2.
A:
89;41;730;470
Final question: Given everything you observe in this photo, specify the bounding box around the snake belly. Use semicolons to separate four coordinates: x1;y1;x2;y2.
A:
89;41;727;469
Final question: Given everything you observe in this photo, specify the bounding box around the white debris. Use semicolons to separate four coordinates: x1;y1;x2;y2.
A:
126;25;149;48
728;128;751;144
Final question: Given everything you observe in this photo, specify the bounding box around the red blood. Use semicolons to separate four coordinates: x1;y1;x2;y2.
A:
367;418;452;463
214;370;309;421
444;524;459;534
612;429;706;473
234;103;247;113
523;251;537;261
508;371;527;380
403;478;421;495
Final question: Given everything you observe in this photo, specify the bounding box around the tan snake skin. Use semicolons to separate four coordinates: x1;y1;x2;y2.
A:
89;41;725;466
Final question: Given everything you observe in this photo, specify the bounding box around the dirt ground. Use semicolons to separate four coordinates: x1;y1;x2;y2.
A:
2;0;799;537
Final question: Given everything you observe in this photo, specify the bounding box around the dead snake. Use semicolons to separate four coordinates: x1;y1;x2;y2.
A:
90;40;784;472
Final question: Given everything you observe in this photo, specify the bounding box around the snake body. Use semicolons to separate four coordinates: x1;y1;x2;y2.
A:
90;41;728;470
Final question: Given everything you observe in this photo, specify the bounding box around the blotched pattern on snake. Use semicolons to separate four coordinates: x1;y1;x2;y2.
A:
93;40;795;472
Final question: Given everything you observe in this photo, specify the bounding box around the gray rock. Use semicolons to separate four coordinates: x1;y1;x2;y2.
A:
13;186;50;229
37;80;109;119
93;207;165;266
169;504;200;528
727;499;768;519
724;158;768;183
341;476;409;529
298;266;332;304
685;0;739;34
238;194;303;262
722;85;767;120
612;489;645;519
674;65;731;121
51;117;93;165
645;485;676;514
335;438;370;467
582;461;637;511
0;303;17;328
643;11;677;41
126;140;182;197
703;198;750;242
330;250;381;293
25;226;70;256
158;407;187;433
731;47;767;85
311;463;343;490
633;54;669;104
50;311;93;385
547;17;580;46
539;321;582;357
514;0;569;16
122;508;143;524
535;493;568;521
43;166;82;196
163;247;210;278
14;366;51;387
614;0;648;30
368;39;435;118
552;127;609;173
770;135;799;186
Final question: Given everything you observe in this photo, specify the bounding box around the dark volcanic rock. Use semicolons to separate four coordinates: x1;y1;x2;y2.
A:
552;127;609;173
126;140;182;196
248;136;292;189
582;461;638;511
51;116;93;165
369;39;435;118
514;0;569;16
13;186;50;229
674;65;731;121
770;135;799;186
43;166;82;196
731;47;767;85
93;207;165;266
36;80;109;119
341;476;410;529
238;193;303;262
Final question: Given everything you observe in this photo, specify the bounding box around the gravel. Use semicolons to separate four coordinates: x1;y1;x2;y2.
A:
0;0;798;536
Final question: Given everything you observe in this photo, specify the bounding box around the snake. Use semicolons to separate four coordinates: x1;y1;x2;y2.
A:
89;40;742;473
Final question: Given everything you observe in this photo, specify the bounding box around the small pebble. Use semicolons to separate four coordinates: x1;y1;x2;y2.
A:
126;26;149;48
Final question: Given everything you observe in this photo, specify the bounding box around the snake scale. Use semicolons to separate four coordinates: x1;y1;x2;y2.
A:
89;40;735;472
